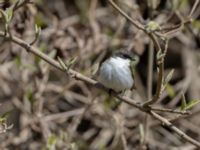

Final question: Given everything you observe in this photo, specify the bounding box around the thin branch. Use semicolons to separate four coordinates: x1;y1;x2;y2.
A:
151;107;191;115
44;108;84;122
150;111;200;147
108;0;144;31
143;39;168;106
147;41;154;100
142;41;154;147
189;0;200;17
159;0;199;37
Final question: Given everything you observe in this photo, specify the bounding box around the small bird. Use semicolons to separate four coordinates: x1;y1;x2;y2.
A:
98;51;138;92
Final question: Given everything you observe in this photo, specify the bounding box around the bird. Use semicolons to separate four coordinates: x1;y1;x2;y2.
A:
98;51;139;93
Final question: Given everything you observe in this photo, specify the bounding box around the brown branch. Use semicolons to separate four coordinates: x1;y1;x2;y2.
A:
189;0;200;17
0;31;200;148
151;107;191;115
44;108;84;122
108;0;144;31
150;111;200;147
158;0;199;37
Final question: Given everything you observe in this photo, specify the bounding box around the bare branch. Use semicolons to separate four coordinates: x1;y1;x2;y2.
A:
108;0;144;31
189;0;200;17
151;107;191;115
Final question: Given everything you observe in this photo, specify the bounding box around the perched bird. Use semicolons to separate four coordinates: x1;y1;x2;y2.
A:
98;51;139;92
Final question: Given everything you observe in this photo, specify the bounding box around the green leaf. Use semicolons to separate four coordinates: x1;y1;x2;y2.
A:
26;88;35;104
15;55;21;67
184;100;200;110
164;69;174;84
74;0;90;22
103;96;120;110
0;9;7;23
48;50;57;59
34;13;47;28
39;43;47;52
11;0;18;3
34;24;41;38
178;0;189;10
0;116;6;124
192;20;200;30
70;143;78;149
58;57;67;70
91;63;99;76
166;84;175;98
139;124;144;142
47;134;57;148
156;49;162;61
105;29;115;37
0;110;12;124
145;21;161;32
0;110;12;119
58;57;77;73
5;7;13;23
181;94;187;111
67;57;77;67
131;55;140;66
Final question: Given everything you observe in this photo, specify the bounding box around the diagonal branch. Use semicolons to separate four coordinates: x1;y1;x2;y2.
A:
108;0;144;31
189;0;200;17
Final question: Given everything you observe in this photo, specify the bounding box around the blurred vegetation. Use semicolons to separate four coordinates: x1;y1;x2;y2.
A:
0;0;200;150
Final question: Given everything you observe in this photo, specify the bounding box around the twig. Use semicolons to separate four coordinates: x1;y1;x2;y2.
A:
147;41;154;101
142;40;154;147
189;0;200;17
143;38;168;106
159;0;199;37
44;108;84;122
151;107;190;115
13;0;33;11
150;111;200;147
108;0;144;31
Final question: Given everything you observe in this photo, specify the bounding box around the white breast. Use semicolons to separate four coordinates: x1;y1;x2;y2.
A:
98;57;134;92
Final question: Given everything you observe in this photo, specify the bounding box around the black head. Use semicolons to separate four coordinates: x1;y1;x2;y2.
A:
113;51;135;61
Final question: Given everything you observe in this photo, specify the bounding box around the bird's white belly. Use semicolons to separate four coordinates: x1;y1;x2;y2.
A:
99;58;134;92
